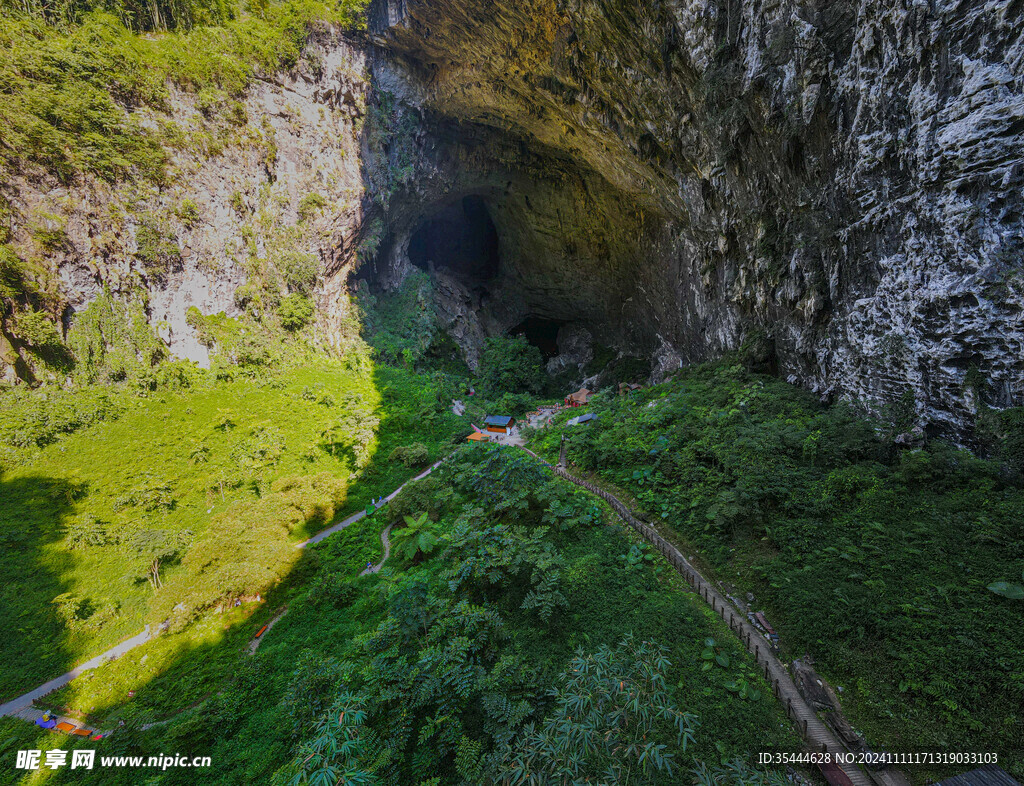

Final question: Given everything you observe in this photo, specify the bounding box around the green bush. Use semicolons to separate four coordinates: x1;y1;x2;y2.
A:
176;198;201;228
478;334;545;396
277;293;313;331
68;290;166;383
134;215;182;278
388;441;429;467
298;192;327;222
10;309;73;371
0;385;124;448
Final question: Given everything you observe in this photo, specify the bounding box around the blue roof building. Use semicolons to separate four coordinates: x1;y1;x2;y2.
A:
483;415;514;433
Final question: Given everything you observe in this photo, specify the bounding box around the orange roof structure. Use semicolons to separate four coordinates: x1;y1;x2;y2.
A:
567;388;592;405
467;431;487;442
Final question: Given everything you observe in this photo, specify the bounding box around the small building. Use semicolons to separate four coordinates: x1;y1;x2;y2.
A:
619;382;643;395
567;413;599;426
483;415;515;434
466;431;490;443
565;388;592;407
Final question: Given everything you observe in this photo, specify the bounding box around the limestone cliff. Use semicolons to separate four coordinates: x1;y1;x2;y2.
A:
3;1;1022;443
360;0;1024;441
0;29;368;377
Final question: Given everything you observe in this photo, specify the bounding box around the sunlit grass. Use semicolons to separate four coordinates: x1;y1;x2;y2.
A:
0;359;463;706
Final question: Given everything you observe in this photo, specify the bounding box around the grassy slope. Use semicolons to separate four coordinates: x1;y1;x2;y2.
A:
0;445;799;785
0;360;463;705
528;362;1024;782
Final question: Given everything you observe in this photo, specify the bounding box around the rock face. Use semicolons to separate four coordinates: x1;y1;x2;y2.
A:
3;4;1020;441
359;0;1024;441
1;30;369;372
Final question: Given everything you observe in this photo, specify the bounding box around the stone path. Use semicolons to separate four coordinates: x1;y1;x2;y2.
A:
0;626;152;719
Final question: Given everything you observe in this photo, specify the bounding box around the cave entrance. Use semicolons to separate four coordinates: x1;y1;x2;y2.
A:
510;317;563;360
408;196;499;281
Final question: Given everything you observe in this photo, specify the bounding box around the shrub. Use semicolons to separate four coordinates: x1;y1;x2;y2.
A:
298;192;327;222
11;309;74;371
68;291;166;383
478;334;545;396
176;198;201;228
277;249;319;295
278;293;314;331
134;216;181;278
388;442;429;468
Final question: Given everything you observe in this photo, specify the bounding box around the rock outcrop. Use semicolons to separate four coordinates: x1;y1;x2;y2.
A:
1;29;369;372
359;0;1024;441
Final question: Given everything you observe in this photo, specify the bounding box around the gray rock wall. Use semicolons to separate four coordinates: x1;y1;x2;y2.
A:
362;0;1024;440
1;30;369;374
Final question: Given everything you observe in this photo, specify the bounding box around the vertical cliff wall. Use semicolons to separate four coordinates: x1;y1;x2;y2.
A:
0;29;369;378
357;0;1024;441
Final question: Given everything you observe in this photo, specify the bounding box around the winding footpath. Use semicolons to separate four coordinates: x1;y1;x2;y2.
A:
0;627;152;725
0;434;906;786
1;458;449;728
361;523;396;575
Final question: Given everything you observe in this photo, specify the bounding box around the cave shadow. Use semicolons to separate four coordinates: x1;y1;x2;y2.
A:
510;316;564;360
0;474;82;705
407;195;500;284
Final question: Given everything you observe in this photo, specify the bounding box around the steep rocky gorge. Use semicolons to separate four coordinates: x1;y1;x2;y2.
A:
357;0;1024;441
3;1;1022;444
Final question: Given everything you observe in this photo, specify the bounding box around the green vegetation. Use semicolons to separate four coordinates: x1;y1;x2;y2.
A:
0;356;463;707
276;292;313;331
355;271;466;373
529;360;1024;778
478;334;546;397
67;291;167;385
0;0;369;185
297;191;327;222
0;443;794;784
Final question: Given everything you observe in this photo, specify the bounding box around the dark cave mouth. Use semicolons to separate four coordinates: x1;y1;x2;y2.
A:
510;316;564;360
408;195;500;282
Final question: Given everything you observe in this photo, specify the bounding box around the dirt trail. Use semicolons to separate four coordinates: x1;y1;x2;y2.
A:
361;523;395;575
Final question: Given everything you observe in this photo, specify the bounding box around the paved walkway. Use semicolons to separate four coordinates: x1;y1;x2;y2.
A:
296;458;446;548
361;523;395;575
248;608;289;654
541;460;905;786
0;626;151;719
